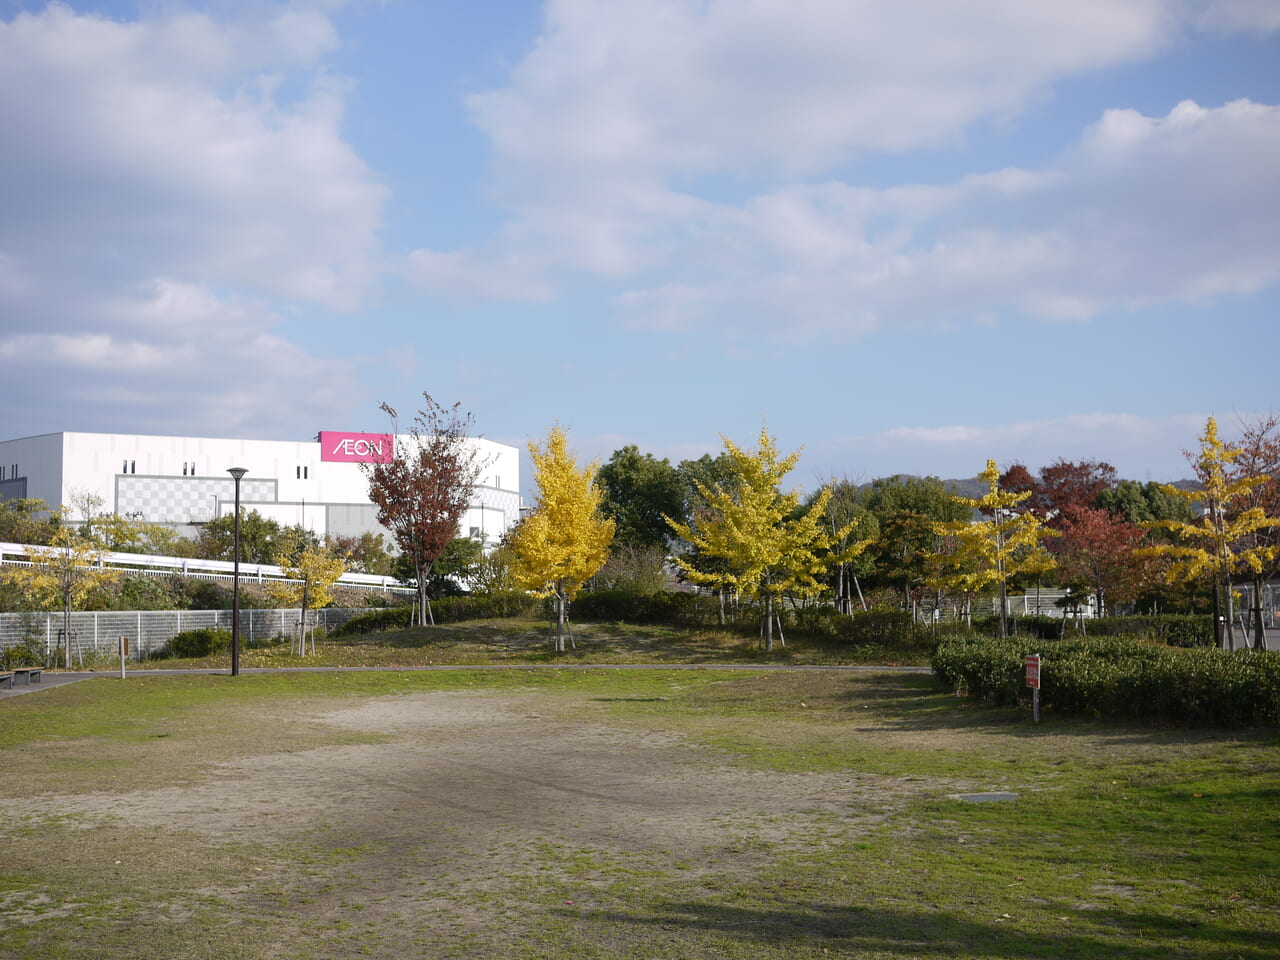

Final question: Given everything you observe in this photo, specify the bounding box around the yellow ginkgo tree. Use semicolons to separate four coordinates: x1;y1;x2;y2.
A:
506;426;615;651
932;459;1057;638
0;515;119;667
266;546;347;655
1140;417;1278;650
666;428;867;651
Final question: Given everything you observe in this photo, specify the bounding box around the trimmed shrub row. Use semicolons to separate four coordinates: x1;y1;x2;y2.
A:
570;589;715;625
932;634;1280;726
1008;614;1213;647
331;592;540;637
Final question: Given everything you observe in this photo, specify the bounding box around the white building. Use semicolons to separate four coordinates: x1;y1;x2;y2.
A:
0;430;521;547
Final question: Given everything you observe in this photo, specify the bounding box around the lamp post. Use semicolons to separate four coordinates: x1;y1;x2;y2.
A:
227;467;248;676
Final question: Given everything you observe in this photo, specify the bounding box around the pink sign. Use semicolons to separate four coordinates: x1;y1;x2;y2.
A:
319;431;394;463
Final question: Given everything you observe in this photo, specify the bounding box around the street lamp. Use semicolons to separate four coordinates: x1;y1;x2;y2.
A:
227;467;248;676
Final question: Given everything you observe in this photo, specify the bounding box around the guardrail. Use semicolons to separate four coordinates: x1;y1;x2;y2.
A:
0;541;414;595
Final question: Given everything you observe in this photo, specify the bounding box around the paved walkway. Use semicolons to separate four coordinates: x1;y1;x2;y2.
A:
0;670;98;699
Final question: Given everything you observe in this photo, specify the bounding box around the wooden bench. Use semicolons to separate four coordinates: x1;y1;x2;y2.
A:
0;672;13;689
13;668;42;685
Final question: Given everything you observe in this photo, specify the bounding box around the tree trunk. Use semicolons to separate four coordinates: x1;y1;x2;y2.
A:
1213;579;1224;649
998;579;1009;639
1251;573;1266;650
300;581;311;656
552;586;568;652
763;594;774;652
63;594;73;669
1225;579;1237;652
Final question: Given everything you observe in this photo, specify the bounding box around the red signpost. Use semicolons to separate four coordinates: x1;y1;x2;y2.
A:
1025;654;1041;722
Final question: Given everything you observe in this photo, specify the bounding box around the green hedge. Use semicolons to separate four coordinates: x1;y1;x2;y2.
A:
1010;614;1213;647
331;592;540;637
570;589;717;625
932;634;1280;726
166;628;232;658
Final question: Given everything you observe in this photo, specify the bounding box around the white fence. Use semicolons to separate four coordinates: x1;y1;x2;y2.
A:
0;607;373;663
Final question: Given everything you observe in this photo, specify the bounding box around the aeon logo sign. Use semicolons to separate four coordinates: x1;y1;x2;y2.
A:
319;431;394;464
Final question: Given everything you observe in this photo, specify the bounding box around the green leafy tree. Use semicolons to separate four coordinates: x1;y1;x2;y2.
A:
1098;479;1196;534
471;540;519;596
666;428;867;651
594;543;668;595
0;498;58;545
933;460;1058;637
412;535;485;597
596;445;686;549
860;475;970;607
197;510;309;564
507;426;615;651
324;531;394;576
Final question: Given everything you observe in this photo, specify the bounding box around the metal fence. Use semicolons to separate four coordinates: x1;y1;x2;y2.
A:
0;608;372;663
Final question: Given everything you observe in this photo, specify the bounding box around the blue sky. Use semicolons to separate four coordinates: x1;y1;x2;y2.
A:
1;0;1277;495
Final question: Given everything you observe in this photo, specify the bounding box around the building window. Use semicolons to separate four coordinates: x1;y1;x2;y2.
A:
130;461;136;474
304;466;309;479
122;460;128;474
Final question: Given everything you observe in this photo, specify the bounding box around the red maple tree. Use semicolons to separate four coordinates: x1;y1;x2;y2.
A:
1053;503;1152;616
363;394;486;626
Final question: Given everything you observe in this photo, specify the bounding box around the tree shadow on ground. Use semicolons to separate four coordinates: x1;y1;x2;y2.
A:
565;896;1277;959
828;674;1274;748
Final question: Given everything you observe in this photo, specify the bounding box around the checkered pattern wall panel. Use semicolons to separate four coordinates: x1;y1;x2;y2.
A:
116;476;277;523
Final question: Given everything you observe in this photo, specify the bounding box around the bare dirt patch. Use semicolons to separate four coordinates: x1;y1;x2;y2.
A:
8;691;929;854
1;689;941;958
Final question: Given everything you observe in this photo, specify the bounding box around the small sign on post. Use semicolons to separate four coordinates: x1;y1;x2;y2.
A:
1025;654;1041;722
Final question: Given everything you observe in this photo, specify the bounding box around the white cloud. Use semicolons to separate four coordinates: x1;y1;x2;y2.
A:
0;2;384;312
468;0;1173;182
0;278;366;437
0;2;381;438
421;92;1280;339
1196;0;1280;34
410;1;1278;339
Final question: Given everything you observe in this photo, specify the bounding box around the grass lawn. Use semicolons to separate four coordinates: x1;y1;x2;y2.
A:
135;617;934;670
1;663;1276;958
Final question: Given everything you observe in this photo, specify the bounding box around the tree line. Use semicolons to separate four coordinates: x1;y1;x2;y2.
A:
2;399;1277;657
